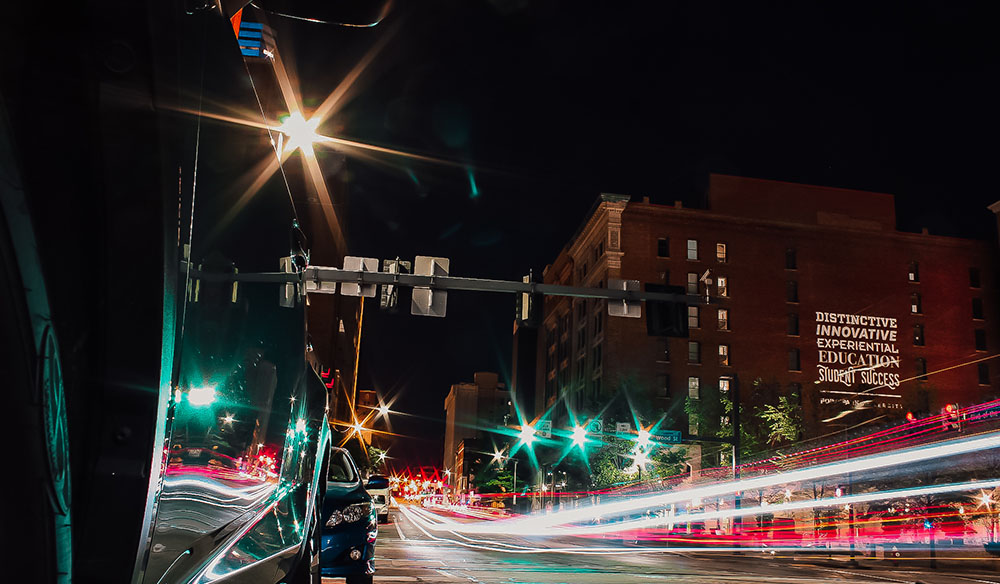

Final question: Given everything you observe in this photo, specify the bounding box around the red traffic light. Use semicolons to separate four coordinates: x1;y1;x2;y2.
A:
905;412;915;421
945;403;956;414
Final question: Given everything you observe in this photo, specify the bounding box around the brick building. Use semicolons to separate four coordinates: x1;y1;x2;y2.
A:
531;174;999;440
442;372;514;493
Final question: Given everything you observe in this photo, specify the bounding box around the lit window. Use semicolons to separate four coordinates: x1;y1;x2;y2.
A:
657;238;670;258
716;243;727;263
908;261;919;282
687;239;698;261
719;377;731;393
688;341;701;364
688;376;700;399
911;293;922;314
718;308;729;331
687;272;698;295
688;306;700;329
717;276;728;297
718;344;730;366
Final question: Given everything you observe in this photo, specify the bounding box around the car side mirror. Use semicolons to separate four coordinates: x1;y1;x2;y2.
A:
366;476;389;490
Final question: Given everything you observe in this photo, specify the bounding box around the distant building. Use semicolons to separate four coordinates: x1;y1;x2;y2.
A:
527;174;999;448
442;372;513;493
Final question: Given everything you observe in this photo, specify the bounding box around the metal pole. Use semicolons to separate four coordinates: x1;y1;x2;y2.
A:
732;374;742;546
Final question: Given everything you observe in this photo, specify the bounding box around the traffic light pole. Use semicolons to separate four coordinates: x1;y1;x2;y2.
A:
187;264;711;304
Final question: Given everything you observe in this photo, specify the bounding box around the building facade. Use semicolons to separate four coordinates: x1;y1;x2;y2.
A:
531;175;999;439
442;372;513;493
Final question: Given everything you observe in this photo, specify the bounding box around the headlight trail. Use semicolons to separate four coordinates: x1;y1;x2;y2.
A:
434;431;1000;534
530;478;1000;537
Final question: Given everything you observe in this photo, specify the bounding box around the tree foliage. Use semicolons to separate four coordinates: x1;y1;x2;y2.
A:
758;393;803;444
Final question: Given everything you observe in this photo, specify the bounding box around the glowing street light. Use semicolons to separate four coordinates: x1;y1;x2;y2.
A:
221;413;235;425
519;424;536;446
637;427;651;449
377;404;391;417
378;451;387;462
277;112;322;154
632;449;650;468
492;448;505;464
571;425;587;448
351;422;364;435
188;385;216;407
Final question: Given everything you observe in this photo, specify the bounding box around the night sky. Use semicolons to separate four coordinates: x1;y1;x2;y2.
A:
277;1;998;466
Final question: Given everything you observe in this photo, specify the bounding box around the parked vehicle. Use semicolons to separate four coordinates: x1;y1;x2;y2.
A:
321;448;389;583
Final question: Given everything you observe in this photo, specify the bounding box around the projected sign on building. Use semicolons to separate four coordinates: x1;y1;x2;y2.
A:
815;311;901;390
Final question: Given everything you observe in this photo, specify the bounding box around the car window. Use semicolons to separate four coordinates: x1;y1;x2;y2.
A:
328;450;358;483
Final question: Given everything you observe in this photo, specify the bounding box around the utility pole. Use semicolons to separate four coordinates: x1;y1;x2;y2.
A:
732;373;742;546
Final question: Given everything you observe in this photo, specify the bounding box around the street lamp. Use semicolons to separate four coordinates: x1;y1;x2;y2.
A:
571;425;587;449
519;424;535;446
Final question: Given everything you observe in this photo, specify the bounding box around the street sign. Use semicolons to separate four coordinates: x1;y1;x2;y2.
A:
607;279;641;318
341;256;378;297
411;256;450;317
615;422;631;434
380;258;411;311
654;430;682;444
536;419;552;439
586;420;603;434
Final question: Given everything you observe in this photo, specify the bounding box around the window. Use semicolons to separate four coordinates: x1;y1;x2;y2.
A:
717;276;728;297
973;298;985;320
593;311;603;336
591;376;602;400
687;272;699;295
594;241;605;262
657;374;670;397
659;270;670;285
592;343;603;368
718;344;730;366
979;363;990;386
577;300;587;322
909;261;920;282
719;377;731;393
718;308;729;330
788;348;801;371
576;358;586;382
716;243;727;263
657;238;670;258
787;313;799;336
787;280;798;303
688;306;700;328
578;263;588;281
975;329;987;351
687;376;700;399
576;327;586;352
911;293;922;314
658;339;670;363
971;267;982;288
688;341;701;364
786;248;797;270
913;323;925;346
915;358;927;381
687;239;698;261
689;420;699;436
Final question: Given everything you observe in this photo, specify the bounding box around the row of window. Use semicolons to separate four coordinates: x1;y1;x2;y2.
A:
658;238;728;263
908;262;983;289
909;293;985;319
679;341;731;366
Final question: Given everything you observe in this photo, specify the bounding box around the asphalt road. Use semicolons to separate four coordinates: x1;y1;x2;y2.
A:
324;506;1000;584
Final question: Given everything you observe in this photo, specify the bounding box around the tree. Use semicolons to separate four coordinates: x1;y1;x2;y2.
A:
758;393;803;445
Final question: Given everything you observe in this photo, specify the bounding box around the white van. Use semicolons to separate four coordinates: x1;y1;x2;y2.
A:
367;474;390;523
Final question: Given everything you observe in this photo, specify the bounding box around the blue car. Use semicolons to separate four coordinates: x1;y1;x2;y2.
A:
321;447;389;583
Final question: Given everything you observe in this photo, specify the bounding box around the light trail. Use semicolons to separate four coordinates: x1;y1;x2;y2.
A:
430;431;1000;534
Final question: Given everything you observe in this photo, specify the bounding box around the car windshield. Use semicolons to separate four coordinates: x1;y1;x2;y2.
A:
328;451;358;484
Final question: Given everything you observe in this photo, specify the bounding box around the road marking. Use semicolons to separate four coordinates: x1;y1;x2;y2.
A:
394;516;407;541
817;568;916;583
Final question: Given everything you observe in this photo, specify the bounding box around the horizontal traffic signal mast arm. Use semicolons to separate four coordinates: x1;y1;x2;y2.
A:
300;266;706;304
